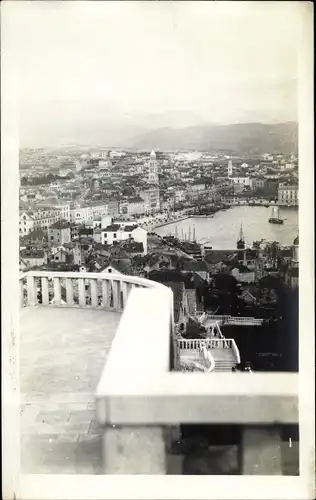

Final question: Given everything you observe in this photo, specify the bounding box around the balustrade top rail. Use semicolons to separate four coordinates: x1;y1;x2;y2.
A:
178;338;235;349
20;271;167;310
19;271;167;289
207;314;264;324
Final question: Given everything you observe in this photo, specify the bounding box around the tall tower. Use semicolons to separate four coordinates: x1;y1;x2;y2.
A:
148;149;159;184
290;235;299;289
228;159;233;178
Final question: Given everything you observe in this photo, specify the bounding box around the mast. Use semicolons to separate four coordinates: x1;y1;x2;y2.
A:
175;225;178;239
237;223;245;250
239;223;244;242
188;225;191;241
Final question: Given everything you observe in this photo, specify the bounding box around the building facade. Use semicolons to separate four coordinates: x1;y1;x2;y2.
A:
101;224;148;254
120;198;145;217
278;185;299;206
70;203;109;223
19;212;35;235
48;222;71;246
230;176;252;188
138;188;160;213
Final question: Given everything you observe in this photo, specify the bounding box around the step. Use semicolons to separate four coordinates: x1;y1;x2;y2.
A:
214;367;235;372
210;348;235;361
215;362;235;365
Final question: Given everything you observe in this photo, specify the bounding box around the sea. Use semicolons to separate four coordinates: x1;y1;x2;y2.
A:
155;206;298;249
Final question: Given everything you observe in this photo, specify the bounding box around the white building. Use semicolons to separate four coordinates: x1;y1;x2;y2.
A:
55;203;70;222
19;212;35;235
174;189;186;203
278;185;298;206
120;198;146;217
70;203;109;223
109;151;126;158
230;176;252;188
101;223;148;254
20;206;64;233
280;163;295;172
190;182;206;192
138;188;160;213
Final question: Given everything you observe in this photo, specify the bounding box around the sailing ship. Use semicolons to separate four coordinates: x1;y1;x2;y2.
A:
268;206;284;224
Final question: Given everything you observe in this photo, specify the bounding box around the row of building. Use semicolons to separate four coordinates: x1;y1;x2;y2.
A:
19;186;161;235
227;159;298;205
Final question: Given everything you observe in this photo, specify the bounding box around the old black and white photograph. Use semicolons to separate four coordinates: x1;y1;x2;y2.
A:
1;1;314;499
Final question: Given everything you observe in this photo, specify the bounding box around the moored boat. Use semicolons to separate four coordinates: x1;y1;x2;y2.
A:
268;206;284;224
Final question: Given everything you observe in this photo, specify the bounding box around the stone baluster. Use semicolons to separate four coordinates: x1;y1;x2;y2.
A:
102;279;109;308
90;279;98;308
41;277;49;305
26;276;36;306
111;280;120;310
53;277;61;306
65;278;74;306
78;279;85;307
20;278;25;308
120;281;128;309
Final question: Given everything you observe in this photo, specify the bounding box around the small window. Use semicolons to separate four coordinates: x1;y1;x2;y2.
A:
108;269;112;273
51;236;54;240
113;233;117;238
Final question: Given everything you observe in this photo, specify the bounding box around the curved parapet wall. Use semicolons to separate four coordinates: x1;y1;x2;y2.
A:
19;271;169;310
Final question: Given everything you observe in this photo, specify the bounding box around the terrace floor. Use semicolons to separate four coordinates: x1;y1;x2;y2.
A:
20;306;121;474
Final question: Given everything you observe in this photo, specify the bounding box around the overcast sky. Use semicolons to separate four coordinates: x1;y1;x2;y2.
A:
7;1;301;147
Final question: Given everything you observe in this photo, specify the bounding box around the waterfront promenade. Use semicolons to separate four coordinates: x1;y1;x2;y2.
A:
155;205;298;249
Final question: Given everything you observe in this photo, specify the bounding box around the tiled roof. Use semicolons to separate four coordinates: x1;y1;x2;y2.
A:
181;260;208;272
123;225;138;232
20;249;44;258
204;251;237;264
103;224;121;232
109;259;132;275
49;221;70;229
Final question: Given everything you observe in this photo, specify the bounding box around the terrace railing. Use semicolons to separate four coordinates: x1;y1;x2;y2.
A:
19;271;166;311
207;314;264;326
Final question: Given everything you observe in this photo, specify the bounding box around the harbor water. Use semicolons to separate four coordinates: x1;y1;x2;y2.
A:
155;206;298;248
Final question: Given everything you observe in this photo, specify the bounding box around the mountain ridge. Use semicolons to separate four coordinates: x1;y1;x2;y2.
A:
128;121;298;154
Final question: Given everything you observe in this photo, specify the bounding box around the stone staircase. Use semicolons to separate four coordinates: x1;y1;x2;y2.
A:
210;347;237;372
